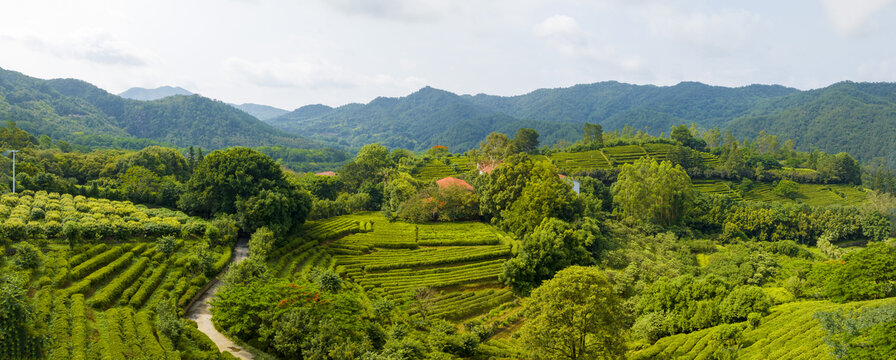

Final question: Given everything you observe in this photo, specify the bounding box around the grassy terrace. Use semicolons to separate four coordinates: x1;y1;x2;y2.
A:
602;144;649;164
277;212;520;319
550;149;612;173
629;298;896;360
413;158;461;182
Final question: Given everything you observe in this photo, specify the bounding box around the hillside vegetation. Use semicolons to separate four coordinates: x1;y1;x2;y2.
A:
0;67;316;150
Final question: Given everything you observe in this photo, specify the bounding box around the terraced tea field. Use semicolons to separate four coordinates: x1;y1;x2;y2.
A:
279;212;519;321
742;182;868;207
629;298;896;360
5;193;235;359
603;144;649;164
413;158;461;182
550;149;612;173
693;180;743;201
692;179;867;207
448;156;476;172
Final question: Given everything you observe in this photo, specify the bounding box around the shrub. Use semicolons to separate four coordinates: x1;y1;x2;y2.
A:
156;236;177;257
747;312;762;329
12;242;43;269
719;286;771;322
632;312;668;343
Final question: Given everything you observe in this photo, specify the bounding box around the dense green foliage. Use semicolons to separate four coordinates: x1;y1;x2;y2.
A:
519;266;625;360
0;67;316;150
179;147;311;234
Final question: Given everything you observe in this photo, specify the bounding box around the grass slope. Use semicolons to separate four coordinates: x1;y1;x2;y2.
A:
630;298;895;360
270;212;519;321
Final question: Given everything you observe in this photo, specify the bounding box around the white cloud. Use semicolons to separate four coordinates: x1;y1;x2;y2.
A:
534;15;646;72
821;0;896;36
642;6;762;56
223;57;425;91
323;0;458;21
0;30;154;66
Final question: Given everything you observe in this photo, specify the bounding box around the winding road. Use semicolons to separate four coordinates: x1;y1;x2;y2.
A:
186;239;253;359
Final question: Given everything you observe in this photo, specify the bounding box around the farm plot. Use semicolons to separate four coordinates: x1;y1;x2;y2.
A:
0;191;207;244
642;143;675;161
287;212;519;319
448;156;476;172
4;193;234;360
742;182;868;207
629;298;895;360
417;222;510;246
603;145;649;164
549;150;612;173
413;159;460;182
693;180;743;201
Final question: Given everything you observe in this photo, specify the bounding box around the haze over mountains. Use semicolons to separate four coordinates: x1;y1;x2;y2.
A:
118;86;194;101
3;66;896;168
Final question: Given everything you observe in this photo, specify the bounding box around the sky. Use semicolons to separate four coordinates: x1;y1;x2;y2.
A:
1;0;895;110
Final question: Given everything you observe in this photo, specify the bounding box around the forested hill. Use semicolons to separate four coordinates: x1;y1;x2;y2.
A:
267;82;799;152
0;67;318;150
465;81;798;130
269;81;896;166
267;86;582;152
727;81;896;167
118;86;193;100
230;103;289;120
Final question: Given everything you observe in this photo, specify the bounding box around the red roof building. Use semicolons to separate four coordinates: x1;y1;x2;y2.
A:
314;171;337;176
436;177;474;191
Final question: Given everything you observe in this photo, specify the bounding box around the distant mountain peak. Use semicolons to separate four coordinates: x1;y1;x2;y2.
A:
119;86;194;101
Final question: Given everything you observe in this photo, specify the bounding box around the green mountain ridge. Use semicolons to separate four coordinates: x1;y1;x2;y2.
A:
269;81;896;166
0;67;318;150
118;86;194;101
269;86;581;152
230;103;289;120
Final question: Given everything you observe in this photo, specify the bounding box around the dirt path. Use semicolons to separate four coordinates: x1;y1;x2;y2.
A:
186;239;253;359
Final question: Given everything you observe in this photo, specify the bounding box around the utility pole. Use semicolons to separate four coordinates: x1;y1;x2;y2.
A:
4;150;18;193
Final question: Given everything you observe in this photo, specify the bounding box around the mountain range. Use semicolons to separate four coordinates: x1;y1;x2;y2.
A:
119;86;194;101
119;86;290;121
3;65;896;168
264;81;896;167
0;67;316;150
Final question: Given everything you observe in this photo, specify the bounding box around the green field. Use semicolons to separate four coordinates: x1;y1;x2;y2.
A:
742;182;868;207
448;156;476;172
550;149;612;173
603;144;649;164
629;298;896;360
412;158;460;181
270;212;519;321
2;193;232;359
693;179;868;207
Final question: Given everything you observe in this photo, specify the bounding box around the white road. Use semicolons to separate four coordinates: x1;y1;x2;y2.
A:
185;239;253;359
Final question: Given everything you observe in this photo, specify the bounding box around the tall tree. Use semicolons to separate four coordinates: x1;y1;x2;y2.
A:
613;157;694;226
501;218;596;295
583;123;603;147
513;128;540;154
519;266;625;360
340;143;393;191
480;132;514;163
178;147;305;226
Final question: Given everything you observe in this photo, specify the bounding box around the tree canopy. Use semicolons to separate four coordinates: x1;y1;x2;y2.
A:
613;157;694;226
519;266;626;360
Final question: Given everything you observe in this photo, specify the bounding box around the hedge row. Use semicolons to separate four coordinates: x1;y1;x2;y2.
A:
135;312;166;359
63;251;135;296
47;297;70;360
88;257;150;308
127;263;169;309
70;294;88;360
68;245;128;281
